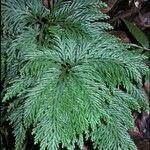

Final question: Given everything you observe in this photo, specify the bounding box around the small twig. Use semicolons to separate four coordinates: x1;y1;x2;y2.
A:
128;43;150;51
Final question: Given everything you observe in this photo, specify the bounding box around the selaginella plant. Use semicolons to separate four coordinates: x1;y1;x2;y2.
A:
1;0;149;150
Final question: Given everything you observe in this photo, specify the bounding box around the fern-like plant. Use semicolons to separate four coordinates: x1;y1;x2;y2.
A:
1;0;149;150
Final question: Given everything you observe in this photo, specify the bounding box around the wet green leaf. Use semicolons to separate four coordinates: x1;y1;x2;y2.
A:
123;19;149;49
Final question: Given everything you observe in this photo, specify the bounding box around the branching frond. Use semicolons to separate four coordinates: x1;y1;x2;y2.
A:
2;0;149;150
9;101;26;150
3;31;149;149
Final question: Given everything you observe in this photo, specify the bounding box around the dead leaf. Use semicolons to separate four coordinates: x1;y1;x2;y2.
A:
109;31;130;43
43;0;49;8
101;0;118;13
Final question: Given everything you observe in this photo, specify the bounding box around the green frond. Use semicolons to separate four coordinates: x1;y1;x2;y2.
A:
2;0;49;34
4;32;148;149
2;0;149;150
114;89;148;112
9;102;27;150
2;0;111;39
91;121;137;150
1;52;6;82
3;77;33;102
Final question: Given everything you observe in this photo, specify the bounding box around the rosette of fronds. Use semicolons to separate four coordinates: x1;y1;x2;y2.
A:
1;0;112;85
1;0;149;150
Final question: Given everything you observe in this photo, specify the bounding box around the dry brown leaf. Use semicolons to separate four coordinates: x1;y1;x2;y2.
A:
101;0;118;13
109;31;130;43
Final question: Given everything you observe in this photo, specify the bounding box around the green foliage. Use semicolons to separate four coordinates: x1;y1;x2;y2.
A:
123;19;149;49
1;0;149;150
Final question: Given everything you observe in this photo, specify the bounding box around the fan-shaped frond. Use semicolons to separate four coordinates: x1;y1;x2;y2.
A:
2;0;149;150
3;31;149;149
